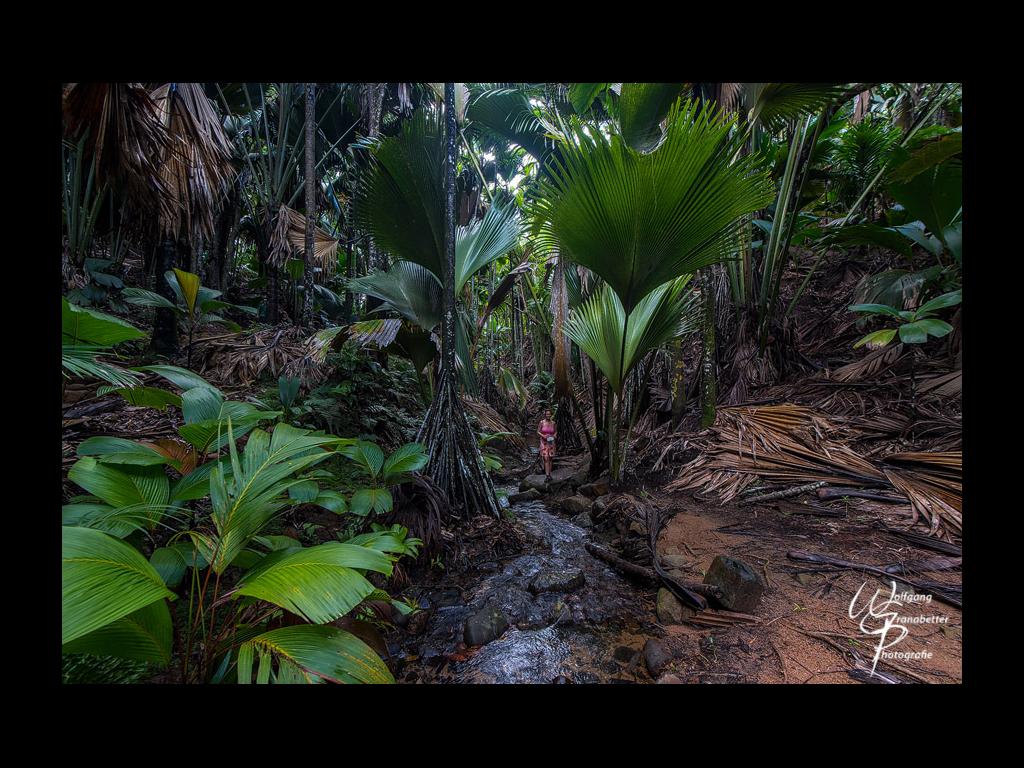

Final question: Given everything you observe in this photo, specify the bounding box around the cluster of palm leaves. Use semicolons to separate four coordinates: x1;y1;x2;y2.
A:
63;366;424;684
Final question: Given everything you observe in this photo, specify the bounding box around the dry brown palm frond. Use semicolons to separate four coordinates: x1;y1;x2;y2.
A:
62;82;174;227
348;318;403;349
150;83;236;240
463;396;526;451
719;83;743;113
667;404;886;502
830;343;905;382
917;370;961;399
278;205;341;277
199;325;327;387
267;205;293;268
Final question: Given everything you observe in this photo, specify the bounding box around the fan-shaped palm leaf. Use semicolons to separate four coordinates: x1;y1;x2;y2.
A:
745;83;850;131
565;277;696;395
534;100;774;315
348;261;443;331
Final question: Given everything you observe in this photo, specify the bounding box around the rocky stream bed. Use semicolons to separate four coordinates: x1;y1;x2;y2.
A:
386;469;658;684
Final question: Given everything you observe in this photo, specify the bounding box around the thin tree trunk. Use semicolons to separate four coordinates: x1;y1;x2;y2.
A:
151;235;180;357
418;83;499;519
300;82;316;327
699;269;717;428
671;336;687;429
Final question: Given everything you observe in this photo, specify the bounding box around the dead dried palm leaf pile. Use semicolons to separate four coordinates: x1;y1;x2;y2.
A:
666;404;961;541
198;325;328;387
881;452;961;539
267;205;340;276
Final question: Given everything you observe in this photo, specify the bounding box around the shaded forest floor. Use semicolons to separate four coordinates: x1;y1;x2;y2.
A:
62;249;962;684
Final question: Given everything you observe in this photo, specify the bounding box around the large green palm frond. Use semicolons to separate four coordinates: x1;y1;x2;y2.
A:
348;261;442;331
534;100;774;315
617;83;691;153
196;422;340;574
62;526;175;645
466;87;554;163
354;109;446;277
745;83;851;131
565;277;695;394
238;624;394;684
455;198;522;292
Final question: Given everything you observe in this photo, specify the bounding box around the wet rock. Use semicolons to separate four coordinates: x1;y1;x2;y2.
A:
703;555;765;613
656;588;694;625
579;478;610;498
571;511;593;529
613;645;637;662
519;474;549;493
529;567;585;595
644;639;673;677
463;604;509;646
405;609;430;636
561;495;591;515
432;588;463;608
570;468;590;488
509;488;543;503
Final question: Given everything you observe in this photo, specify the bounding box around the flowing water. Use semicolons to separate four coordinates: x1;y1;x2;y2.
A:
391;486;652;684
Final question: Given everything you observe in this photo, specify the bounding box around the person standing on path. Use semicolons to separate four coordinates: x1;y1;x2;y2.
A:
537;409;557;479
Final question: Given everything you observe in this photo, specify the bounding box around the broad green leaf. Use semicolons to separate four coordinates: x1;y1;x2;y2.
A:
62;297;146;346
847;303;904;318
341;441;385;480
916;290;962;317
238;625;393;684
134;365;221;394
122;287;180;312
181;387;225;425
853;329;897;349
313;490;347;514
68;458;170;529
381;442;429;479
96;385;182;410
618;82;688;153
150;547;188;588
912;318;953;338
288;480;320;503
349;488;393;516
62;526;175;644
62;502;135;538
233;542;393;624
62;599;172;665
534;100;773;313
898;321;931;344
172;268;201;317
76;437;169;466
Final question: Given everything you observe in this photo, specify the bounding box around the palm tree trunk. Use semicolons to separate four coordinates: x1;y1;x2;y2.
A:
699;268;717;428
418;83;500;520
300;83;316;327
151;235;180;357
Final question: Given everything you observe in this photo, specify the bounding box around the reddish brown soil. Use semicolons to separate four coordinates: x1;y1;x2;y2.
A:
650;492;962;684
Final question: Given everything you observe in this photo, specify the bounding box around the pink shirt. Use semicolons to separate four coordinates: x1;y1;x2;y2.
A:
540;421;555;436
